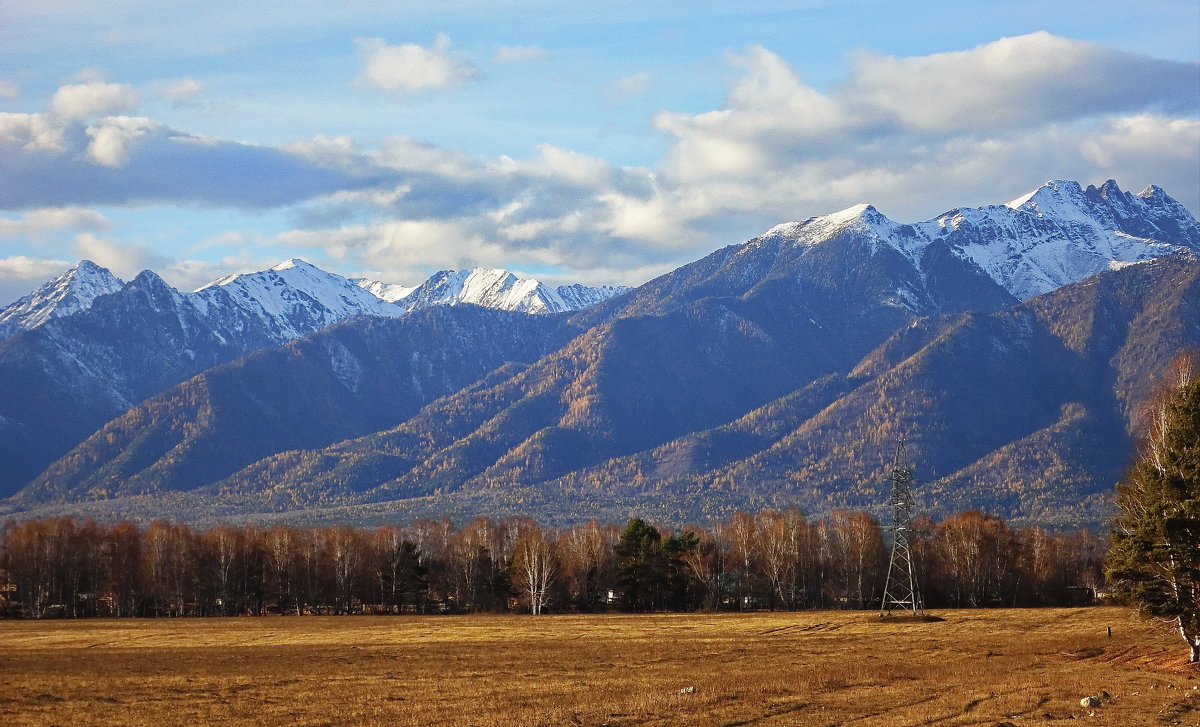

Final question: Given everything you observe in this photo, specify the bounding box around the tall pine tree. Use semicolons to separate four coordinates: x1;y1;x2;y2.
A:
614;518;665;612
1109;363;1200;663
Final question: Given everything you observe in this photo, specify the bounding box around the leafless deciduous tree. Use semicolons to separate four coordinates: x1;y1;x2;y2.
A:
513;527;557;614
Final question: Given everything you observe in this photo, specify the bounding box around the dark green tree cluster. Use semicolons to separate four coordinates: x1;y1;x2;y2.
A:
1109;369;1200;663
613;518;697;612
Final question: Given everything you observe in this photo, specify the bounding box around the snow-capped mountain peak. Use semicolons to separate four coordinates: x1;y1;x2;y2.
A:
2;256;629;351
1004;178;1084;213
193;258;405;340
753;179;1199;304
351;266;628;315
397;266;627;315
966;179;1198;298
0;259;125;340
353;278;418;303
764;203;899;243
381;266;628;314
271;258;313;271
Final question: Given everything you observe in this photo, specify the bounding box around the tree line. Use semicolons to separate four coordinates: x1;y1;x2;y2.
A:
0;509;1105;618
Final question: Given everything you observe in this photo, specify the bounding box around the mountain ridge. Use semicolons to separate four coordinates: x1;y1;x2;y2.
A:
3;178;1198;527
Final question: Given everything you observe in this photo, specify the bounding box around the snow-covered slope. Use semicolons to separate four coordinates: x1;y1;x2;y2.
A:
352;278;417;303
0;260;125;340
376;267;628;314
194;258;404;341
2;258;629;350
759;179;1199;302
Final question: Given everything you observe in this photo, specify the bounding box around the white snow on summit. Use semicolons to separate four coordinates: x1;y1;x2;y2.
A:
5;179;1190;344
0;260;125;340
1;256;629;349
352;278;418;303
763;179;1199;301
395;267;628;315
193;257;405;340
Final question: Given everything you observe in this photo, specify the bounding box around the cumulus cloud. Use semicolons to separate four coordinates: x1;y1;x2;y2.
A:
356;34;478;95
845;32;1199;134
494;45;547;63
0;112;66;151
0;33;1196;297
162;252;285;293
50;81;140;119
651;32;1199;223
0;255;73;280
0;120;353;208
85;116;159;166
0;256;75;305
71;232;171;279
0;207;112;239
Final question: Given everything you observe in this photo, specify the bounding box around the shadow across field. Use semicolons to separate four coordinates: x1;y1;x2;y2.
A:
0;608;1196;726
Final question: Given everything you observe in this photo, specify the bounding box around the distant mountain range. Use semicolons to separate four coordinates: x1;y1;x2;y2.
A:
0;261;624;495
2;179;1197;528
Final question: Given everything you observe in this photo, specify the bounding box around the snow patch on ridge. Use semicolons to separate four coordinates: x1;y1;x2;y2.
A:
767;179;1199;302
397;267;627;315
353;278;417;303
0;260;125;340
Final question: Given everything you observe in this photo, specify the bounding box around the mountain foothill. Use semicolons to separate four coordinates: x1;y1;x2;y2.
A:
2;179;1197;529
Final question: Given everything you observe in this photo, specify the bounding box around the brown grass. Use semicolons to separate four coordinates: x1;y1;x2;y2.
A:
0;608;1196;726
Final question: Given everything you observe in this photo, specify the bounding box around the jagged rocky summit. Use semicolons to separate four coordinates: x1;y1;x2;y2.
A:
0;259;125;340
0;258;629;343
753;179;1198;303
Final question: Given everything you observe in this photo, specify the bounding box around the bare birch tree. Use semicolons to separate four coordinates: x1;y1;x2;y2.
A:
513;528;557;614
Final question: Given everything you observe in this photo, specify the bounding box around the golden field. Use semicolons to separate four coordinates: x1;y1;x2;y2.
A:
0;608;1196;726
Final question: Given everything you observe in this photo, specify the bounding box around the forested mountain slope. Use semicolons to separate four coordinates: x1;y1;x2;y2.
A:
15;306;573;504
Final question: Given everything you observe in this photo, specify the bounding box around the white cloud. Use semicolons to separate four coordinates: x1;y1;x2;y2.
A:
375;135;483;178
0;112;65;151
355;34;478;96
85;116;159;166
0;33;1195;296
71;233;170;279
656;33;1199;187
162;253;281;293
0;79;19;99
160;78;204;107
1080;114;1200;170
845;31;1199;134
494;45;547;63
510;144;616;187
0;255;73;280
597;190;689;244
0;207;112;239
0;256;75;305
50;81;139;119
647;32;1199;225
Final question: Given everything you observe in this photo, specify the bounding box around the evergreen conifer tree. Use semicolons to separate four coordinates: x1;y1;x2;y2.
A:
615;518;665;612
1109;367;1200;663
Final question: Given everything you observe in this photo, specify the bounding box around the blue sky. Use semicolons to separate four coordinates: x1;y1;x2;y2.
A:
1;1;1197;303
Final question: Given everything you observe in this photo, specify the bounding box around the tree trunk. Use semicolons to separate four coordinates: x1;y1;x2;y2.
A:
1180;618;1200;663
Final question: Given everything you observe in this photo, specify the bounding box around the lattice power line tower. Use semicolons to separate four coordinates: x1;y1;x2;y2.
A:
880;436;924;616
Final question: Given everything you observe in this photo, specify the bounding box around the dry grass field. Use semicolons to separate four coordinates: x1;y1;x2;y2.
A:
1;608;1197;726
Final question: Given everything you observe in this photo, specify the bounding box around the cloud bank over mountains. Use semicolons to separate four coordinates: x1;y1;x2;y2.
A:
0;31;1197;301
